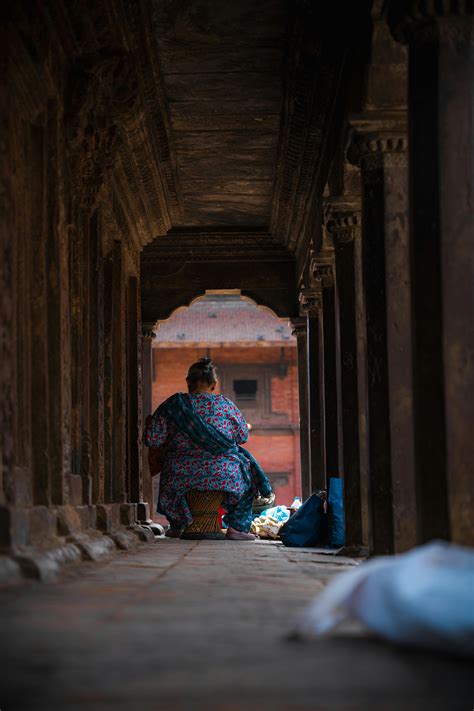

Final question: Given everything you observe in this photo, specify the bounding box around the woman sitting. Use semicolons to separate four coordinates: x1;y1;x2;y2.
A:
143;358;273;541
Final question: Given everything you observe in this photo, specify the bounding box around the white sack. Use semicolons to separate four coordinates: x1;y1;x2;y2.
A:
294;541;474;657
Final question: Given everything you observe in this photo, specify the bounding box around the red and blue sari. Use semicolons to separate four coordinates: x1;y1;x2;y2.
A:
143;392;272;532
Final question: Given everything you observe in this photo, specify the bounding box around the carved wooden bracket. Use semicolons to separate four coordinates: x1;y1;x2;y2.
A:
388;1;474;46
327;210;362;245
66;53;141;211
299;286;322;317
310;260;335;289
347;132;408;169
289;316;307;337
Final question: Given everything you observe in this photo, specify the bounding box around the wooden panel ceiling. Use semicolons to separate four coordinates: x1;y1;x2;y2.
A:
154;0;286;229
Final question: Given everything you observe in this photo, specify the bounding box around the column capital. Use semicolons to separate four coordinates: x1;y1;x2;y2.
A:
348;128;408;170
299;287;322;317
289;316;307;337
142;328;157;341
327;209;362;245
387;1;474;46
310;259;335;289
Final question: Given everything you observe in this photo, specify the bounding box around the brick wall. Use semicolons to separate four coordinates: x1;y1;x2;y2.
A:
150;345;301;506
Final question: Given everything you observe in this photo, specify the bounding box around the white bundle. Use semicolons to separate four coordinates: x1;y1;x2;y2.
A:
293;541;474;657
251;515;283;539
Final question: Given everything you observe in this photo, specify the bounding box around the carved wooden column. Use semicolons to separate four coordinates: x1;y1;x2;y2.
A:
141;327;156;518
311;261;342;482
89;211;105;505
112;241;127;503
300;288;326;492
327;206;369;546
290;317;310;500
388;4;474;546
45;107;72;506
29;124;51;507
103;254;114;504
127;277;142;507
348;129;417;554
80;213;93;506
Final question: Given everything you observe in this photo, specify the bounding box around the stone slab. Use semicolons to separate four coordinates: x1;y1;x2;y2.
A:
66;532;116;561
127;524;155;542
0;539;472;711
106;531;140;551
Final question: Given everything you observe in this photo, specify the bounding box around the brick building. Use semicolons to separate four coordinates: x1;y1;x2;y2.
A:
151;292;301;508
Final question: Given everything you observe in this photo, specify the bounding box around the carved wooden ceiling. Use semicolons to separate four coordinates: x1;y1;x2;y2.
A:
6;0;372;320
139;0;372;249
138;0;372;322
154;0;286;229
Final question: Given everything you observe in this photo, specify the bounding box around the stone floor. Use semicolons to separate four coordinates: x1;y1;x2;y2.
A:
1;538;473;711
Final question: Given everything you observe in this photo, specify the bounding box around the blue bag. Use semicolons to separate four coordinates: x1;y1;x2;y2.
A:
279;491;327;548
327;476;345;548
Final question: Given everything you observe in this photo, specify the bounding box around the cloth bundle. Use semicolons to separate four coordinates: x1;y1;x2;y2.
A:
251;505;290;539
293;541;474;657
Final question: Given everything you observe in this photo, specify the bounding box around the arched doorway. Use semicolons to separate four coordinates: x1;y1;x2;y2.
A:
145;290;302;520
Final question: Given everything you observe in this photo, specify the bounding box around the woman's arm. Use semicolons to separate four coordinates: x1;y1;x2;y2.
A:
226;400;249;445
142;413;169;448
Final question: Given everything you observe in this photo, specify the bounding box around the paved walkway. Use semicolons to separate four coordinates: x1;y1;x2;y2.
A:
1;539;473;711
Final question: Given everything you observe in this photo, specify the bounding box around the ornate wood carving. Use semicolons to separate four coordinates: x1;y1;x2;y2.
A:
348;132;408;169
388;1;474;46
310;261;335;289
142;230;292;264
65;53;140;210
270;3;347;254
327;208;362;245
289;317;307;338
299;286;322;318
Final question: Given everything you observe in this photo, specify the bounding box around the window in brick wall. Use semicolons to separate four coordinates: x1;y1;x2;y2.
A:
233;379;258;402
218;364;289;422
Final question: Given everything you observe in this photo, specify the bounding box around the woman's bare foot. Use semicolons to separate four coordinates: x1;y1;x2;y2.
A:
226;526;256;541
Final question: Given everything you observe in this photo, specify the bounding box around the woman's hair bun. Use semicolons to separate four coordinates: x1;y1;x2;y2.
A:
187;357;217;390
199;357;212;371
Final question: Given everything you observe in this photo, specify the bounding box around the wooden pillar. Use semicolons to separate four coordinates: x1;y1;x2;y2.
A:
69;215;85;501
80;214;92;506
127;276;142;506
112;241;127;503
103;254;114;504
45;103;71;506
328;208;368;545
349;128;417;554
0;37;15;511
388;5;474;545
141;328;156;515
312;262;342;480
29;123;50;506
290;317;310;500
89;211;105;504
300;288;326;493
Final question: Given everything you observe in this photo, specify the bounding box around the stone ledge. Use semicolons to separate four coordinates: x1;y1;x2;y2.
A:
105;530;141;550
0;501;163;586
13;543;82;583
1;503;142;549
127;523;156;542
66;531;117;561
0;555;23;586
0;527;162;587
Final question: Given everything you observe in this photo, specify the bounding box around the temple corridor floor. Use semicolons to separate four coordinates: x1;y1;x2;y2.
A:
1;538;473;711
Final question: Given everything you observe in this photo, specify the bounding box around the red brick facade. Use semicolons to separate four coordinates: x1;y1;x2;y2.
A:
152;344;301;506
